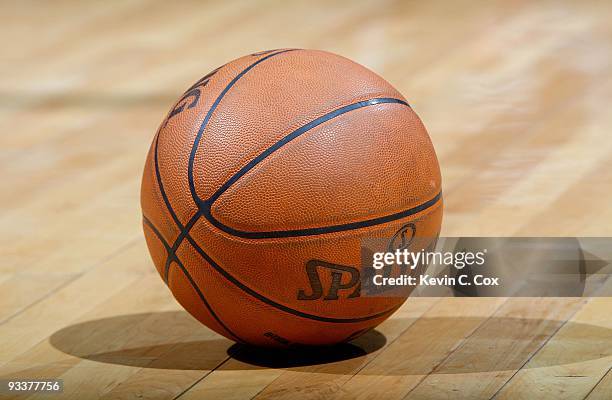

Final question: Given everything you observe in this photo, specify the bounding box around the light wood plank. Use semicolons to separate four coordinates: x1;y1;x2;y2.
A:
333;297;507;400
491;282;612;399
403;298;586;399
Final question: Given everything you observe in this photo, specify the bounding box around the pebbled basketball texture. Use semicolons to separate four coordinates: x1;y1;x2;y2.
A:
141;49;442;347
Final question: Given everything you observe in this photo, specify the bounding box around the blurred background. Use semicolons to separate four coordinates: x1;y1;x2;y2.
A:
3;0;612;303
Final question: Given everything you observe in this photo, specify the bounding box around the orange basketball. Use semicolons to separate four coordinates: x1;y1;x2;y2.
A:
141;49;442;347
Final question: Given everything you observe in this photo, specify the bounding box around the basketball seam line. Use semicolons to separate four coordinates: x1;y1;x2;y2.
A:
146;211;399;324
147;50;301;340
207;191;442;239
183;230;402;323
153;131;186;283
194;97;443;239
153;49;403;324
150;55;276;339
143;216;245;343
207;98;410;204
187;48;299;206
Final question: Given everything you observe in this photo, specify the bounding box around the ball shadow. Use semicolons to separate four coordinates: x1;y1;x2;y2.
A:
226;329;387;369
48;311;384;371
48;310;612;375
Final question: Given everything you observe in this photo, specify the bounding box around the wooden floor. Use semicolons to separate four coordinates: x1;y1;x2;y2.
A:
1;0;612;398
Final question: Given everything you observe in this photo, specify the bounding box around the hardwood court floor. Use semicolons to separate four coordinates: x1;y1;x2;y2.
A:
1;0;612;399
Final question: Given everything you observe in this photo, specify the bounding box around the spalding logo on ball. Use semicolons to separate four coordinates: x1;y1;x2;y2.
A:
141;49;442;347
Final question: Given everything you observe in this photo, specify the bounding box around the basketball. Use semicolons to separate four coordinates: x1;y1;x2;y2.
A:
140;49;442;347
